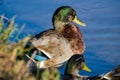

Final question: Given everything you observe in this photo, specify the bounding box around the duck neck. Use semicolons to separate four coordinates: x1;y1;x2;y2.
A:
65;67;79;76
53;21;66;33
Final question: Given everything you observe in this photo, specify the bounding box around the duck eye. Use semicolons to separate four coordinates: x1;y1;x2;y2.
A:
68;15;74;21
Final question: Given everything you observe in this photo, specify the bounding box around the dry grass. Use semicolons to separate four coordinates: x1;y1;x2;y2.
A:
0;16;60;80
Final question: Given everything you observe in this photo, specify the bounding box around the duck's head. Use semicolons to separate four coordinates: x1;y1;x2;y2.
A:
65;54;91;76
52;6;86;32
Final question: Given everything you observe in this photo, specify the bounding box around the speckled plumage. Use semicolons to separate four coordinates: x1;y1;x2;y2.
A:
62;24;85;54
31;29;74;67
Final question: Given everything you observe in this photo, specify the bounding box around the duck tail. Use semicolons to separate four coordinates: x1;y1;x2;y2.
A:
102;65;120;80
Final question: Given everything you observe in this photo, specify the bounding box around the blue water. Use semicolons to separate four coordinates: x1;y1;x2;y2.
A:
0;0;120;76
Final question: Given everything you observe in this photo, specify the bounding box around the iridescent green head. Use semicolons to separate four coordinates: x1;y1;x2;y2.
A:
52;6;86;26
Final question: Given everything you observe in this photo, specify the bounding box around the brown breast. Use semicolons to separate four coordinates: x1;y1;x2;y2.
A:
62;24;85;54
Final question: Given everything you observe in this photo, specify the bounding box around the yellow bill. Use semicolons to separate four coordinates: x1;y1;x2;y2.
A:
82;63;91;72
73;16;86;27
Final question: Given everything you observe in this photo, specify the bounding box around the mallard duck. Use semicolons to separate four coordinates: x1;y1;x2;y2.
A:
64;54;91;80
64;54;120;80
30;6;86;68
